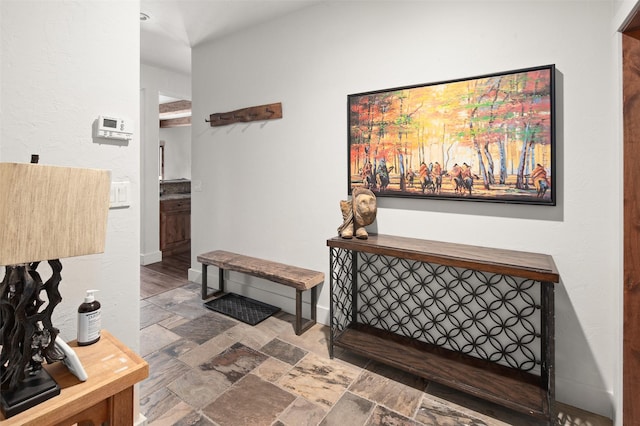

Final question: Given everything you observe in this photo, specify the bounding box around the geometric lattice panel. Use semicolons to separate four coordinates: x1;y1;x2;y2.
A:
330;247;543;374
329;247;353;335
356;252;541;372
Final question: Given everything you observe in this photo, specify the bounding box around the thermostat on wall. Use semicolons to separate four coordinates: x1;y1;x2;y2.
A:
95;115;133;141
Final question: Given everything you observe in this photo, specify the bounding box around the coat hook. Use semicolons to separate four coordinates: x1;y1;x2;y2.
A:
207;102;281;127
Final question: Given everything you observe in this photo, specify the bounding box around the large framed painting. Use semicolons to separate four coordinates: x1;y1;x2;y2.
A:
348;65;555;205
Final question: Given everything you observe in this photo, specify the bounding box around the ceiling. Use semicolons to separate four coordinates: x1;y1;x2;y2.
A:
140;0;323;76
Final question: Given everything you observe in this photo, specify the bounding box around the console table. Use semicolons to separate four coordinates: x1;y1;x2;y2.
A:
327;234;559;424
0;330;149;425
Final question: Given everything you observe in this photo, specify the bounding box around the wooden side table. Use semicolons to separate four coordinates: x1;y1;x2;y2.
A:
0;330;149;426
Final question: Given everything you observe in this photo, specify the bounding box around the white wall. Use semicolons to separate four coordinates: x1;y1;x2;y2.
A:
0;1;140;350
140;64;190;264
192;0;622;420
160;126;191;180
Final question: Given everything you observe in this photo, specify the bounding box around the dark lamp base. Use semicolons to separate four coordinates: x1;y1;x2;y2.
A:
0;368;60;418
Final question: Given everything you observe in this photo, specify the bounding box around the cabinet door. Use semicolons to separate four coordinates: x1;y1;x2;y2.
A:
160;199;191;252
162;210;189;245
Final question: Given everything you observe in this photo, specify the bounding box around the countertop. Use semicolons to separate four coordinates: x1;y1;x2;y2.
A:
160;179;191;201
160;193;191;201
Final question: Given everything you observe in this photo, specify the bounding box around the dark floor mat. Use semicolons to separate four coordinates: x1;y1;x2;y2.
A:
204;293;280;326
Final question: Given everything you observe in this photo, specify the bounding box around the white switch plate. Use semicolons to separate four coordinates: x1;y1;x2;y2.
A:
110;181;130;208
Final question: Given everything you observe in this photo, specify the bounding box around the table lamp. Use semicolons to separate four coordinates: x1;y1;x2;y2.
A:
0;159;110;417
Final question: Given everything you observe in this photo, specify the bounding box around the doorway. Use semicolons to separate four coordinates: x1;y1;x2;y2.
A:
158;97;192;278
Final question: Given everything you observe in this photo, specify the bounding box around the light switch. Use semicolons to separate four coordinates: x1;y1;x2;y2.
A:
109;181;131;209
117;184;127;202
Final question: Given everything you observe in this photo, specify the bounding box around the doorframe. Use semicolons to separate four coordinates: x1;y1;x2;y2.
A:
622;12;640;425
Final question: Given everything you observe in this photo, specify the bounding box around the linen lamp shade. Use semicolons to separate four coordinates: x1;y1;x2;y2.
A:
0;163;111;266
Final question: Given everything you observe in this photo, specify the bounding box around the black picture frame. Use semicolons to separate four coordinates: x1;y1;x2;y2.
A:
348;64;556;205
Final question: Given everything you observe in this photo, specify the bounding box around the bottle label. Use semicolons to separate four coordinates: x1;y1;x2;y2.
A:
78;309;101;343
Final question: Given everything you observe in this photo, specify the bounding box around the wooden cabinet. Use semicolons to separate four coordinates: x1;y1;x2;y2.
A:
327;234;559;424
160;197;190;255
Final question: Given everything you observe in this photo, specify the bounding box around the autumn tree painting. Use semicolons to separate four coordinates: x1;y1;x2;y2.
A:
348;65;555;205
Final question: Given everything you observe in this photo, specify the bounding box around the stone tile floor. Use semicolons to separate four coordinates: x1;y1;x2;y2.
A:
140;282;612;426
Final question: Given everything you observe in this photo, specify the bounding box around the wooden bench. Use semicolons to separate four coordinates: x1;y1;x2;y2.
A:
197;250;325;335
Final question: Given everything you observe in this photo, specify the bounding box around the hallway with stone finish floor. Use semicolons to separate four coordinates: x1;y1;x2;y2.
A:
140;264;612;425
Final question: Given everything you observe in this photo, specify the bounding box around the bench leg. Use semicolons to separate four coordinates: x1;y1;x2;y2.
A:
201;264;225;300
295;286;317;336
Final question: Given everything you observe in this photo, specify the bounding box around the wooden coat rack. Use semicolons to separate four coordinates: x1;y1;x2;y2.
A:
206;102;282;127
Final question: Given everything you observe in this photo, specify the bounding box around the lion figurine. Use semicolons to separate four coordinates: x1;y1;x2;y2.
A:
337;187;377;239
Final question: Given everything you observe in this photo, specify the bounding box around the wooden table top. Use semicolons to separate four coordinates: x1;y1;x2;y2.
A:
0;330;149;425
327;234;559;283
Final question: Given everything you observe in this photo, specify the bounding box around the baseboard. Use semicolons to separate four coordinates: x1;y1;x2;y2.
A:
316;304;329;326
188;267;201;283
140;251;162;266
134;413;147;426
556;377;614;419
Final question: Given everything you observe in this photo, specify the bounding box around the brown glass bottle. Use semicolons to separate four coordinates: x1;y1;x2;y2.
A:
77;290;101;345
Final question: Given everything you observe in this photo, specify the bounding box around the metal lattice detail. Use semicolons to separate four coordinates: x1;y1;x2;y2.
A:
330;247;352;335
331;248;542;373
